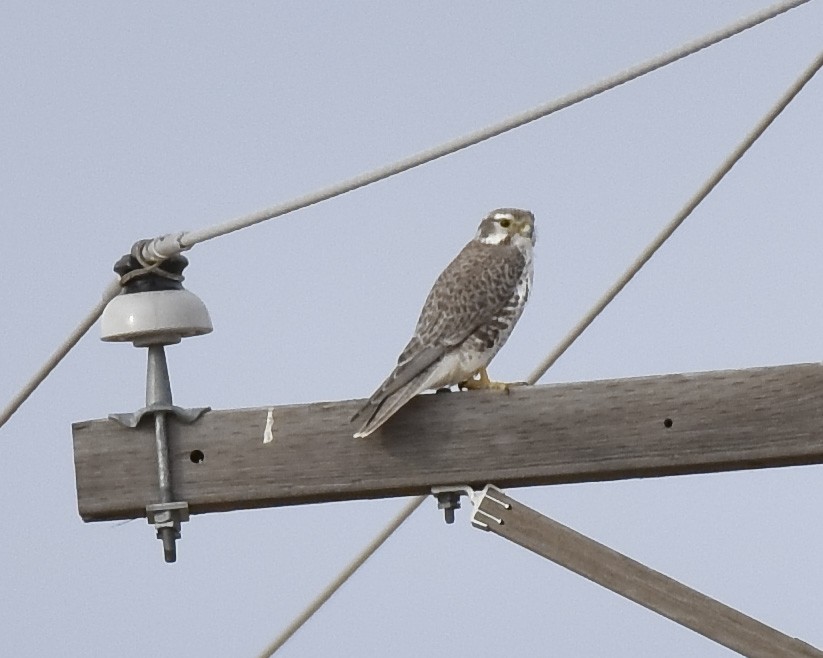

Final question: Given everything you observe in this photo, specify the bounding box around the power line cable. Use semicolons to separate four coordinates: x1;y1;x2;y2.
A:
0;0;809;432
139;0;811;263
0;279;121;429
527;48;823;385
256;495;427;658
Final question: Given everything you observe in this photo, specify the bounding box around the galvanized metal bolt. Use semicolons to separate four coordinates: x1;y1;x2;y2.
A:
436;491;461;524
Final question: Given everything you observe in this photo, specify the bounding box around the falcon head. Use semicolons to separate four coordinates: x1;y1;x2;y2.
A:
475;208;535;247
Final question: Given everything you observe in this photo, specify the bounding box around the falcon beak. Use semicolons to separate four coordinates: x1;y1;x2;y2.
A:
514;219;532;238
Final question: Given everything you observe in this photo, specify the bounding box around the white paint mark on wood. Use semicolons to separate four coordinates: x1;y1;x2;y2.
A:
263;407;275;444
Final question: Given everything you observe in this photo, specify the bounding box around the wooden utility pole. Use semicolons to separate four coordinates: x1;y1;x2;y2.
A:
74;362;823;521
72;362;823;656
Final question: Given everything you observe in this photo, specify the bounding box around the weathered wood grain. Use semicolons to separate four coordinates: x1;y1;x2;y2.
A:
475;488;823;657
72;363;823;521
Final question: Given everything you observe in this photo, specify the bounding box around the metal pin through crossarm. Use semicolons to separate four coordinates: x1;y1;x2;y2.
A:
110;345;208;562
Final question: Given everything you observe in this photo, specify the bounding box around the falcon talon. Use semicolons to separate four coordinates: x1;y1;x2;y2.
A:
351;208;535;438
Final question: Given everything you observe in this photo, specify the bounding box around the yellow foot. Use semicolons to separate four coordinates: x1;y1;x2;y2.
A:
458;367;527;392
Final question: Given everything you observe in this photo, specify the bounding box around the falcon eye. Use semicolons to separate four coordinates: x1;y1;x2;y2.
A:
498;218;512;228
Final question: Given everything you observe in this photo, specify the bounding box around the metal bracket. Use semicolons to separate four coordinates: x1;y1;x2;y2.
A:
430;484;509;528
110;403;209;429
469;484;511;530
146;501;190;526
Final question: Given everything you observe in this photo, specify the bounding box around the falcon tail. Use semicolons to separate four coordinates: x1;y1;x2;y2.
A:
351;345;447;438
351;383;424;438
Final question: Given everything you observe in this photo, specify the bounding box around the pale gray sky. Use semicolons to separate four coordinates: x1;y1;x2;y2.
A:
2;2;822;656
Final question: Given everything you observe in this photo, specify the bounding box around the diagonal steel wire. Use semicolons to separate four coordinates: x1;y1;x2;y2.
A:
256;495;427;658
527;48;823;385
0;279;121;429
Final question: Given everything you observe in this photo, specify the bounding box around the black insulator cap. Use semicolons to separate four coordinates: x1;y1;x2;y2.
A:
113;253;189;294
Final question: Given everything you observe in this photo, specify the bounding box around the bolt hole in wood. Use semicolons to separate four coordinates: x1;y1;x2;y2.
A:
663;418;673;428
190;449;205;464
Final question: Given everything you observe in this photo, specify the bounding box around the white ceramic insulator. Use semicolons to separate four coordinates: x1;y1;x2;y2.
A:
101;289;213;346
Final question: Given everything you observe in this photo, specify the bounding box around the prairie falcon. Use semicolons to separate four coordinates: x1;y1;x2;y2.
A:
352;208;535;438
